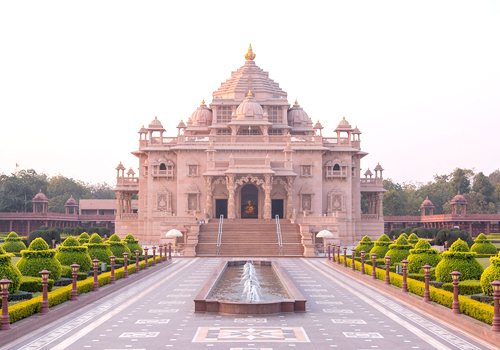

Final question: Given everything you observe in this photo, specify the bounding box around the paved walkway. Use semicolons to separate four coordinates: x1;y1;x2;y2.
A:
1;258;497;350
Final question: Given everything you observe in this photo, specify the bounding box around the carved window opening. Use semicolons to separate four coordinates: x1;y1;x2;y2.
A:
217;128;231;135
269;129;282;136
327;189;345;214
268;106;282;124
301;165;312;177
152;158;175;179
188;194;198;211
155;189;173;214
160;163;166;170
186;183;201;213
325;159;347;180
238;128;262;135
299;184;314;214
187;159;200;177
189;165;198;176
217;106;233;123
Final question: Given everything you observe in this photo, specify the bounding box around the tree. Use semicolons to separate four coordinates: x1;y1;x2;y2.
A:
472;172;495;202
488;169;500;187
450;168;473;195
0;169;49;212
46;175;90;213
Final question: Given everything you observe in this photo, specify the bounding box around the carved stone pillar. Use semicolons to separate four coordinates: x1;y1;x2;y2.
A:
204;176;213;219
377;192;384;217
286;176;295;219
263;174;272;220
116;192;123;218
226;174;236;220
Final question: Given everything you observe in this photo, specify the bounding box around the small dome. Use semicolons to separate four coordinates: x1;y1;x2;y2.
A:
177;120;186;129
364;168;373;177
336;116;352;129
33;190;48;202
374;163;384;171
288;100;311;126
235;91;264;119
127;167;135;176
148;116;164;130
313;120;323;130
116;162;126;170
352;125;361;134
138;125;147;133
420;197;435;208
283;143;293;152
190;100;213;126
451;191;467;204
65;195;77;206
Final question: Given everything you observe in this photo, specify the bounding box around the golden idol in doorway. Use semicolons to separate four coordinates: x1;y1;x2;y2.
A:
244;200;255;215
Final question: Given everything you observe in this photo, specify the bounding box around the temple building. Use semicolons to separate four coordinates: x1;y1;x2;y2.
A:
113;45;386;256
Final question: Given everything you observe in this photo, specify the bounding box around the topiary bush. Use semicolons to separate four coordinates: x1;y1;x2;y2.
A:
408;233;419;246
78;232;90;245
16;238;62;280
123;234;143;255
480;251;500;296
435;239;484;283
106;234;131;257
385;236;412;265
355;236;374;257
435;228;474;247
407;239;442;273
471;233;497;255
442;280;482;295
2;232;27;253
55;237;92;271
28;228;61;246
0;245;22;294
369;234;391;257
19;276;54;293
84;234;112;264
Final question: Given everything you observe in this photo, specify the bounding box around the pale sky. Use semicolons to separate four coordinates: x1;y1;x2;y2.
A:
1;1;499;186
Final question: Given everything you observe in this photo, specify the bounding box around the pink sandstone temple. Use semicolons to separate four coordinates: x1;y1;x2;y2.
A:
113;45;386;256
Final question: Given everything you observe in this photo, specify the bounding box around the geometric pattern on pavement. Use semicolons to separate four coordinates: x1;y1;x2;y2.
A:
192;327;310;342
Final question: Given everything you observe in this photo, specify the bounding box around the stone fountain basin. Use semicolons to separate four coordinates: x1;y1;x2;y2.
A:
194;260;306;314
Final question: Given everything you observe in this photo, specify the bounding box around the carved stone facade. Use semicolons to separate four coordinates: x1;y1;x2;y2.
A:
113;46;386;249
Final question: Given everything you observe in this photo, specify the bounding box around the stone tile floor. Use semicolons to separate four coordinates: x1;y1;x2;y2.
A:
2;258;497;350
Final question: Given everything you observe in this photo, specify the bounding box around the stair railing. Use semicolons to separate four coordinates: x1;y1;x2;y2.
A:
275;214;283;256
216;214;224;255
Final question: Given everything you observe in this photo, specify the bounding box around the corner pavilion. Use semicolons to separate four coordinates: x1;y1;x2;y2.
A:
114;45;385;256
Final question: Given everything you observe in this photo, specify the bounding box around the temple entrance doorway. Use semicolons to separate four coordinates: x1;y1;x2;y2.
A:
272;199;284;219
215;199;227;218
240;184;259;219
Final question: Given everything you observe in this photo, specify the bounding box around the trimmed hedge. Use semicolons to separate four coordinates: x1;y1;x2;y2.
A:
408;233;419;246
7;254;159;324
16;238;62;280
0;245;22;294
407;239;442;273
2;232;27;253
369;234;391;257
55;237;92;271
480;252;500;296
123;234;143;255
435;239;483;283
385;236;412;265
19;276;54;293
84;234;112;264
442;280;482;295
354;236;374;257
78;232;90;245
107;234;131;257
470;233;497;255
337;254;494;325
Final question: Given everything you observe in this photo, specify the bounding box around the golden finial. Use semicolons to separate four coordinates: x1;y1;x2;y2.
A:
142;125;144;128
155;116;157;119
378;162;380;165
287;143;290;146
294;99;298;105
120;161;122;164
248;90;252;97
244;44;256;61
181;119;183;122
210;143;213;146
202;98;205;104
343;116;345;120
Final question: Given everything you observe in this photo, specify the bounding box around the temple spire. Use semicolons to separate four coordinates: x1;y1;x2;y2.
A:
244;44;256;61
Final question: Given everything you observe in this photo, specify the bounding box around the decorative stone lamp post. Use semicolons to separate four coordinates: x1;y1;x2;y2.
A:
70;263;80;300
401;259;408;293
332;245;336;262
144;248;149;270
92;259;100;292
371;253;377;279
152;246;156;266
351;251;356;271
490;279;500;332
444;241;448;250
450;270;461;314
327;244;331;261
40;268;51;314
422;264;432;302
0;276;12;330
360;251;365;275
110;255;116;284
337;246;341;265
343;247;347;267
52;239;55;249
135;250;140;273
159;244;163;263
168;243;172;259
385;256;391;285
123;252;129;278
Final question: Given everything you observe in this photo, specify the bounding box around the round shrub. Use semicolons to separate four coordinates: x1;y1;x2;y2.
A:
84;233;112;264
2;232;27;253
355;236;374;257
385;236;412;265
78;232;90;245
407;233;419;246
16;237;62;280
480;252;500;295
0;245;22;294
369;234;391;257
470;233;497;255
106;234;131;257
123;234;143;255
55;237;92;271
407;239;442;273
435;239;483;283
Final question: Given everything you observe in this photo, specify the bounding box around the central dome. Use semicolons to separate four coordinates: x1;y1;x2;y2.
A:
235;91;264;119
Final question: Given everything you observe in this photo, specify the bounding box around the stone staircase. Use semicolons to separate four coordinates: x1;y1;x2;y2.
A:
196;219;304;256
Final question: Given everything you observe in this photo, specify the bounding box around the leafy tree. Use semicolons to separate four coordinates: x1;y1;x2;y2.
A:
450;168;473;195
472;172;495;202
488;169;500;187
0;169;49;212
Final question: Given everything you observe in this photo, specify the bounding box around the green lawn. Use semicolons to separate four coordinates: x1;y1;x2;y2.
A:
12;256;20;265
476;257;491;269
